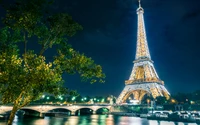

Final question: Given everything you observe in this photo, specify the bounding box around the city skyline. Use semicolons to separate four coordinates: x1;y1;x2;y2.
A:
1;0;200;96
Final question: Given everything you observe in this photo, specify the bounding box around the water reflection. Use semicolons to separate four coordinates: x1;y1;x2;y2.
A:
118;117;148;125
0;115;199;125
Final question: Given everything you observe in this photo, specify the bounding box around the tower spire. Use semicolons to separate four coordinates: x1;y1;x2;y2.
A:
138;0;141;8
136;0;151;60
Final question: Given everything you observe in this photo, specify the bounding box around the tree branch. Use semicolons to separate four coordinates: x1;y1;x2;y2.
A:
24;31;27;63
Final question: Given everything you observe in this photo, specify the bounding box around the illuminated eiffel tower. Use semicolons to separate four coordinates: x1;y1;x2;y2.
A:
116;0;170;104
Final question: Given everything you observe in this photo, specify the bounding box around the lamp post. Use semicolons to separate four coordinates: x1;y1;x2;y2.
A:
58;95;63;104
40;95;45;104
93;98;96;104
46;96;50;104
147;99;150;107
72;97;76;104
171;99;175;104
101;98;105;103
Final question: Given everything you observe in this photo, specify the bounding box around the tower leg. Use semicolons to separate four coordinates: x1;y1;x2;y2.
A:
138;90;147;101
133;91;139;100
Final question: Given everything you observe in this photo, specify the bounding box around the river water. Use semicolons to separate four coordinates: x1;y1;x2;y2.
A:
0;115;198;125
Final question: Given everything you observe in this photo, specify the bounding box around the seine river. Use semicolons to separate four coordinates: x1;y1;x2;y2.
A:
0;115;198;125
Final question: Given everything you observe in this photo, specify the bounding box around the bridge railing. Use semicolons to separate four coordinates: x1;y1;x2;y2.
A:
0;102;112;106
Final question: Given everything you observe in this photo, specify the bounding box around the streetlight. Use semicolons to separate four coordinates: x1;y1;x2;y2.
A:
40;95;45;104
46;96;50;103
147;99;150;107
72;97;76;104
190;101;195;104
72;97;76;101
58;95;63;101
93;98;96;104
171;99;175;103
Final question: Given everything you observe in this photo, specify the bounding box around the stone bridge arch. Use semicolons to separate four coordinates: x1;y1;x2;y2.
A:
95;107;110;114
96;107;110;111
47;108;71;113
72;105;111;115
21;106;73;117
20;108;42;117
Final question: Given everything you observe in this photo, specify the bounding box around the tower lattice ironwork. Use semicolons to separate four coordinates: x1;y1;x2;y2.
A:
116;0;170;104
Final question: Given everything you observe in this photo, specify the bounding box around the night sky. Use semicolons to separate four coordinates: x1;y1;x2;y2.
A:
1;0;200;97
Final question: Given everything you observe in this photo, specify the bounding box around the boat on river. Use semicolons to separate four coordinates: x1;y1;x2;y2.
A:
146;111;200;123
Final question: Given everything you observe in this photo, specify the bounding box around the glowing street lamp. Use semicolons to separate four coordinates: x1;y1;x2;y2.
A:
72;97;76;101
147;99;150;106
171;99;175;103
190;101;195;104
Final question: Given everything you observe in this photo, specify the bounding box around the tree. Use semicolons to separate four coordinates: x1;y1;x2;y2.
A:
0;0;105;124
155;96;167;105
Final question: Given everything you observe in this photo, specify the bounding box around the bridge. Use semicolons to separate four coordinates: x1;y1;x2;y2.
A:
0;104;112;117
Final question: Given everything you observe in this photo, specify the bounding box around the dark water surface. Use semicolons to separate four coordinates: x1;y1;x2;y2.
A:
0;115;198;125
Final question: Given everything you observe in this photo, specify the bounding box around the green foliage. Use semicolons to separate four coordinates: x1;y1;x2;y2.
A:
0;51;63;105
155;96;167;105
55;43;105;83
3;0;48;31
0;0;105;124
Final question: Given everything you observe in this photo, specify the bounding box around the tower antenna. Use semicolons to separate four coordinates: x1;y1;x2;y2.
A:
138;0;141;7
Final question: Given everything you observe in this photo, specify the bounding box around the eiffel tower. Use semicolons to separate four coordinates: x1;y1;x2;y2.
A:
116;0;170;104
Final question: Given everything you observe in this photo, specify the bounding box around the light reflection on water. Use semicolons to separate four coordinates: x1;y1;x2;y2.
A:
0;115;198;125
